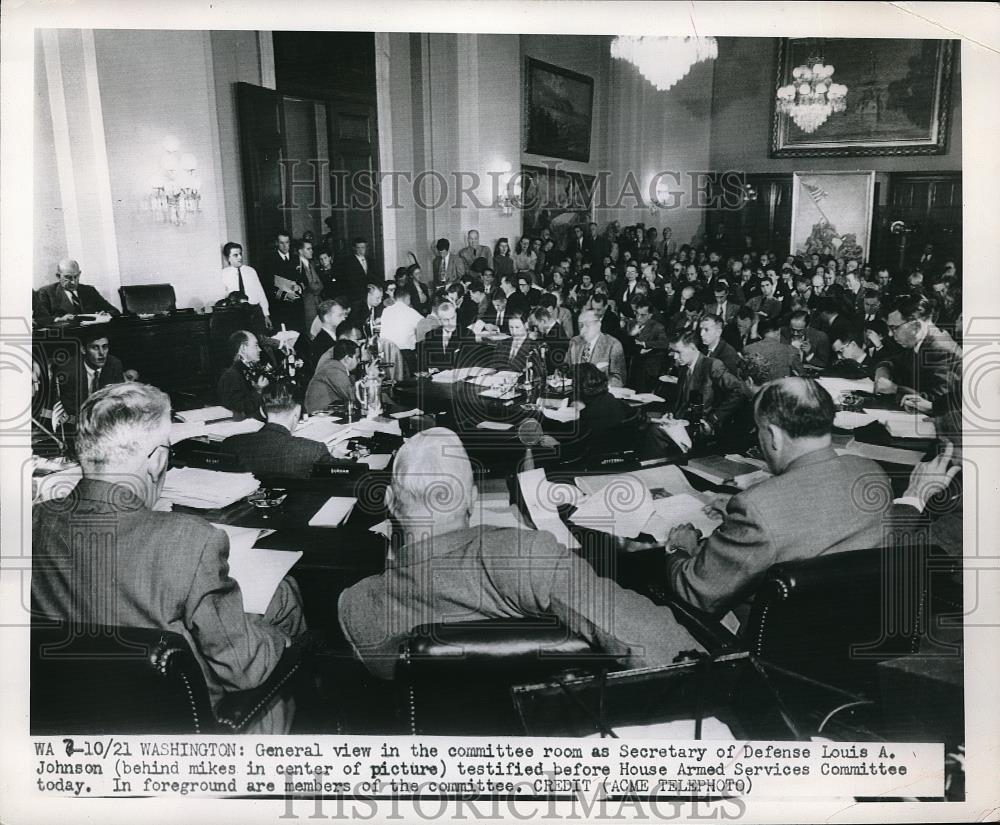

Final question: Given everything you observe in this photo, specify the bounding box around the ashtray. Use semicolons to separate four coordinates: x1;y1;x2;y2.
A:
247;489;288;509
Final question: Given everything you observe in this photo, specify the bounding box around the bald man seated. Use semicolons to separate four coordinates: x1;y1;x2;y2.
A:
36;259;120;324
338;427;701;679
664;377;896;617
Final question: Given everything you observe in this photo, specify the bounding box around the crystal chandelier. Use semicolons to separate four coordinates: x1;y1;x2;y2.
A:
776;57;848;134
610;36;718;92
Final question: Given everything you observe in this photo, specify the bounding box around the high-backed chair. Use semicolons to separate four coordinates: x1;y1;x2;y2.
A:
31;622;311;734
657;544;961;695
395;618;620;735
118;284;177;315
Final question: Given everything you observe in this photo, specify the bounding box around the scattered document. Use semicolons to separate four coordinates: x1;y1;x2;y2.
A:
575;464;694;499
351;418;402;437
293;416;347;445
518;468;580;549
204;418;264;441
542;405;579;423
658;374;679;385
660;420;692;452
833;411;877;430
308;496;357;527
816;376;875;397
477;420;514;430
732;469;772;490
169;420;208;444
225;545;301;614
862;408;937;439
569;475;655;539
390;408;424;419
176;406;232;423
643;493;722;542
162;468;259;509
358;453;392;470
608;386;636;399
368;519;393;539
629;393;666;404
838;439;925;466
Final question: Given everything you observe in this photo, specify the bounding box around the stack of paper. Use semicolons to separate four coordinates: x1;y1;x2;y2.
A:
470;370;521;388
176;406;233;424
642;493;722;542
169;420;208;444
816;375;875;397
307;496;357;527
431;369;461;384
209;524;297;615
684;455;762;485
863;408;937;439
518;468;580;549
293;416;347;445
203;418;264;441
161;468;259;508
575;464;695;499
569;475;655;539
630;392;666;404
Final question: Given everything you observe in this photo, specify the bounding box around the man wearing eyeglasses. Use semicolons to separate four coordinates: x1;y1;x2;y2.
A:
874;293;962;415
31;383;306;733
36;258;120;324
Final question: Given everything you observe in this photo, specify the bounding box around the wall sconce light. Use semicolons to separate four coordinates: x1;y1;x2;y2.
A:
494;160;519;217
150;135;201;225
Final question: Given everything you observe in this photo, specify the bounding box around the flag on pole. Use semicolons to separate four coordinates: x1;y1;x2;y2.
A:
801;179;829;206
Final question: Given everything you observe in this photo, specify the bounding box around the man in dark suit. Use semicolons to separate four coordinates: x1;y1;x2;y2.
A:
223;381;331;478
259;230;299;302
828;326;878;380
457;280;484;330
876;294;962;416
55;327;132;417
667;329;752;440
36;259;120;323
417;300;462;371
698;313;740;375
722;306;761;353
338;237;376;315
780;310;831;370
309;298;351;373
664;377;893;616
627;298;668;391
32;382;306;732
529;306;569;375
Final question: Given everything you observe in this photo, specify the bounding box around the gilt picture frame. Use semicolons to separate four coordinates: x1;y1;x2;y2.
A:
771;38;955;158
523;57;595;162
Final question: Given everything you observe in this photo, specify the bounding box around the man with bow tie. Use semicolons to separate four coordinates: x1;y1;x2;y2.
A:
37;259;120;324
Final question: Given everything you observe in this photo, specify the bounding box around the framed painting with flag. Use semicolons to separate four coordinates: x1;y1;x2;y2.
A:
790;171;875;264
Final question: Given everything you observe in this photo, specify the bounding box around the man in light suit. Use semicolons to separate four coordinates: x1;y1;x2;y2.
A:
37;259;120;323
568;309;626;387
223;380;332;478
32;382;306;732
432;238;465;285
304;339;360;414
664;377;893;616
339;428;701;679
458;229;492;272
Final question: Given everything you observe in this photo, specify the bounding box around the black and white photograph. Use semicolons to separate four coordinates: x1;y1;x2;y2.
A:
2;2;998;824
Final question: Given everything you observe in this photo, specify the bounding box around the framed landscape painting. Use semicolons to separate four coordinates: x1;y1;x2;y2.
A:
519;164;595;249
523;58;594;162
771;38;955;157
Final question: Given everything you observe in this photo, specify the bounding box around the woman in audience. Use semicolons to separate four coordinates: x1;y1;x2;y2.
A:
541;291;574;338
405;262;431;314
531;237;546;277
217;330;268;421
513;237;536;275
493;237;515;280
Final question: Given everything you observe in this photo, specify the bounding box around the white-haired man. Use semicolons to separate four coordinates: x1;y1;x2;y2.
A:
568;308;626;387
31;382;306;732
338;428;700;679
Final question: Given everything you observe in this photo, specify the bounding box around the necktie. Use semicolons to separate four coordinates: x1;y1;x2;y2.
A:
68;290;80;309
360;256;367;274
582;342;593;363
497;310;504;329
237;267;245;294
90;369;100;395
442;331;450;353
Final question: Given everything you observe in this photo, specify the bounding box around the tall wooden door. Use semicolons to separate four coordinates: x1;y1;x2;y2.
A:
879;173;961;271
236;83;382;273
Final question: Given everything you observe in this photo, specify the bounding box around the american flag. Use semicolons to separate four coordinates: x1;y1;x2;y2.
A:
801;180;829;206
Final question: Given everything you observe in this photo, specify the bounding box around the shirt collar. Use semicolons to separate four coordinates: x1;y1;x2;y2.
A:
913;322;930;352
